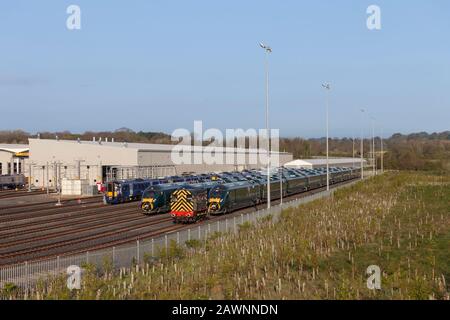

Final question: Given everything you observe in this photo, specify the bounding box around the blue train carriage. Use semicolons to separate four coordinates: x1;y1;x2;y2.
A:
284;171;309;194
104;178;158;204
208;180;260;215
140;183;183;214
310;170;328;189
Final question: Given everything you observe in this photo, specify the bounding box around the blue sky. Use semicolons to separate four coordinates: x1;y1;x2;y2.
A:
0;1;449;138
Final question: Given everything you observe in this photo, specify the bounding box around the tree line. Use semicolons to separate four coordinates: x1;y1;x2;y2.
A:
1;129;448;172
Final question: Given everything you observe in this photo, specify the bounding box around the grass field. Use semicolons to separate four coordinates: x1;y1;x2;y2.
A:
3;171;449;300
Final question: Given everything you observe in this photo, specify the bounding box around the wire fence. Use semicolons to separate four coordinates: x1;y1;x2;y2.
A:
0;180;359;293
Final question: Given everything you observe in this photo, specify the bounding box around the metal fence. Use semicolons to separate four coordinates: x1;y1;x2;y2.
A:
0;180;359;292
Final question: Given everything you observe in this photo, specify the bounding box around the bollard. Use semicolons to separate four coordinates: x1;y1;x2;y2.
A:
188;228;191;241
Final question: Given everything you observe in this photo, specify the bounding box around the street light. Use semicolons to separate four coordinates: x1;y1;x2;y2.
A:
322;83;331;191
380;127;384;174
260;42;272;208
360;109;365;179
352;132;355;168
370;116;376;176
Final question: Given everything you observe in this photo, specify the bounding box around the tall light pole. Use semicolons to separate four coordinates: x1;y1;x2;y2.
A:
352;132;355;168
371;116;376;176
322;83;331;191
360;109;365;179
260;42;272;208
381;127;384;174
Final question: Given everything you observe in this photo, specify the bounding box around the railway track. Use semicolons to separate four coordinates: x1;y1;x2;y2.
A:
0;195;103;214
0;189;52;200
0;178;359;266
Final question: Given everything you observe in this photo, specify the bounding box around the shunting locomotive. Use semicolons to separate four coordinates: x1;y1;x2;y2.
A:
170;182;219;223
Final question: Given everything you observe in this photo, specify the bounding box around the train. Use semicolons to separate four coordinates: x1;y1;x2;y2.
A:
170;167;360;223
104;174;211;204
0;174;26;190
169;181;219;223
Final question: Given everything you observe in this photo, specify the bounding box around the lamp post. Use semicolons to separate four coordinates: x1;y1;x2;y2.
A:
322;83;331;191
381;127;384;174
260;42;272;209
370;116;376;176
360;109;365;179
352;133;355;168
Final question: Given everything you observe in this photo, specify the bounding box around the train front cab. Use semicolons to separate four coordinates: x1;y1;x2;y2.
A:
105;181;122;204
170;186;208;223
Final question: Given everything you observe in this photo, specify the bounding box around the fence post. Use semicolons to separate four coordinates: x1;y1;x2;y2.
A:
225;218;228;232
217;220;220;233
57;256;60;271
188;228;191;241
234;217;236;233
137;240;140;264
151;239;154;257
177;232;180;244
208;223;211;234
25;261;29;291
112;247;116;267
86;251;89;264
165;234;168;254
198;225;201;239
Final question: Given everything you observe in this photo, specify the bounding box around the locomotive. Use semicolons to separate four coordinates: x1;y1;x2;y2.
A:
204;166;359;221
140;183;184;215
170;182;219;223
208;181;260;215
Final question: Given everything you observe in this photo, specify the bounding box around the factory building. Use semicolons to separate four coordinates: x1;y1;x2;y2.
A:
28;138;293;189
0;144;29;176
284;158;367;169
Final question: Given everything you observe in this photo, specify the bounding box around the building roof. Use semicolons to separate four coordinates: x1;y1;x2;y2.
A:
285;158;366;167
0;144;29;154
28;139;290;155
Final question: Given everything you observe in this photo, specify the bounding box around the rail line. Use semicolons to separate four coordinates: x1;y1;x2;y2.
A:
0;195;103;215
0;178;359;266
0;190;53;200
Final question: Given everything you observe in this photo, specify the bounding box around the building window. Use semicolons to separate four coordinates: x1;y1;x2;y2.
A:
7;162;11;175
0;163;2;175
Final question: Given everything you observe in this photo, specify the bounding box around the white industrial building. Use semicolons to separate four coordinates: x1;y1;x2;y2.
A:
28;138;293;189
284;158;367;169
0;144;29;176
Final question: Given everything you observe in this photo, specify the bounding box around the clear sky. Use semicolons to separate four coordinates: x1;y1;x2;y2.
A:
0;1;449;138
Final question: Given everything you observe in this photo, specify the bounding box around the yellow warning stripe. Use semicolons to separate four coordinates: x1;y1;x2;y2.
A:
171;189;194;212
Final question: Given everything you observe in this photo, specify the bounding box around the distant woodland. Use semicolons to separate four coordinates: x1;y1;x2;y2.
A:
1;129;449;172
